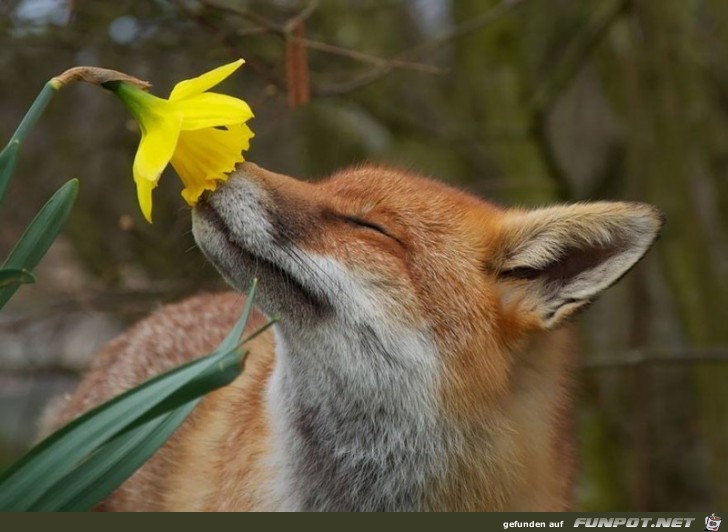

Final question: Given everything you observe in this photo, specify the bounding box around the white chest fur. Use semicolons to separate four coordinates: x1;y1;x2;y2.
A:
265;318;446;511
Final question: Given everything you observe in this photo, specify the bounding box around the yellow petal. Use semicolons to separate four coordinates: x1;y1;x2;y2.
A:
174;92;254;131
135;175;156;223
132;111;182;183
170;123;254;206
168;59;245;102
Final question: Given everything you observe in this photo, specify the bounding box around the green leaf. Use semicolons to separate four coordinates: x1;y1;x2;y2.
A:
58;404;198;512
215;278;258;354
0;179;78;309
0;81;58;207
0;141;20;207
0;345;242;510
0;269;35;289
0;281;271;511
30;403;197;512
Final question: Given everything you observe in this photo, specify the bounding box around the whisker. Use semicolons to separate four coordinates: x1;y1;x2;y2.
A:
274;233;355;308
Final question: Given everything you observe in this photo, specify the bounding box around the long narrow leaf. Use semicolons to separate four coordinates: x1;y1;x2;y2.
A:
214;278;258;354
128;318;275;429
0;179;78;308
61;403;197;512
0;142;20;207
31;402;198;512
0;269;34;289
0;345;241;510
0;284;264;511
132;346;249;426
0;81;58;206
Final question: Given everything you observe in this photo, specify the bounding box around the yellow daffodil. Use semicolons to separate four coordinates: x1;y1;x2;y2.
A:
105;59;254;222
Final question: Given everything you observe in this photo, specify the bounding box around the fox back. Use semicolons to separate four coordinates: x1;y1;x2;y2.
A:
44;163;663;511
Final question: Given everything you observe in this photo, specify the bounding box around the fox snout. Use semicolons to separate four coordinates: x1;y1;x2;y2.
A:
192;163;336;319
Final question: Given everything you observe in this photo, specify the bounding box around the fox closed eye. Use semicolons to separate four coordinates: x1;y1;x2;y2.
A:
343;215;407;248
320;208;400;243
343;215;389;237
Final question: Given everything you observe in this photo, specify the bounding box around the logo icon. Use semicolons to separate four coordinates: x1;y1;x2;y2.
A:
706;514;722;532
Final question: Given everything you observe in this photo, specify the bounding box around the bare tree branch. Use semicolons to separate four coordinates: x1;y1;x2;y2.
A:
198;0;442;76
582;346;728;369
528;0;629;200
529;0;628;115
290;37;443;75
316;0;528;96
2;347;727;380
0;364;80;379
283;0;320;34
168;0;287;90
0;286;185;330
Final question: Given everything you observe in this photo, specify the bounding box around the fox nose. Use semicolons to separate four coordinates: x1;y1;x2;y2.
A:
197;189;213;205
231;162;312;193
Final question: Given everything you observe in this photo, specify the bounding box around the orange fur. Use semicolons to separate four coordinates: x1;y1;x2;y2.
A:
43;163;662;511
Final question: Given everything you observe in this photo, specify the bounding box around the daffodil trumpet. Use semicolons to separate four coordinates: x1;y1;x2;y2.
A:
103;59;254;222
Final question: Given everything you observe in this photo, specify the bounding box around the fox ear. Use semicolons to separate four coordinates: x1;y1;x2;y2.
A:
494;202;664;329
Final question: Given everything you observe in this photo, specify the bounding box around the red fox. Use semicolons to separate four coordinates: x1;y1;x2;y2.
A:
44;162;663;511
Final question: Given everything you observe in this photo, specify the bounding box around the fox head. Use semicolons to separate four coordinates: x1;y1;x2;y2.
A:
192;162;662;510
193;162;662;346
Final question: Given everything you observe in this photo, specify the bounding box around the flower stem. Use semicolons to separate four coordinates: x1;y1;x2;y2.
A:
1;66;149;207
8;81;57;145
0;81;59;206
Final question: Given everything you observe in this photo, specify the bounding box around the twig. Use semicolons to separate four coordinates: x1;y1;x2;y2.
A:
0;286;185;330
199;0;442;75
169;0;287;90
529;0;628;115
528;0;629;200
200;0;279;32
289;37;443;75
283;0;320;34
3;346;727;379
582;346;728;369
400;0;528;58
532;115;572;200
316;0;528;95
0;363;80;379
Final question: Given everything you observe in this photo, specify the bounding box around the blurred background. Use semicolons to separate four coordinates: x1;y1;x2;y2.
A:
1;0;727;511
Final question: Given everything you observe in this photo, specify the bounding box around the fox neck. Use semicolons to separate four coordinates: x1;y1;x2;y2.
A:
265;318;448;511
262;318;573;511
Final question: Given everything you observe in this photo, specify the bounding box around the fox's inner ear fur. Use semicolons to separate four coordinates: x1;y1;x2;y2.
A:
494;202;664;329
